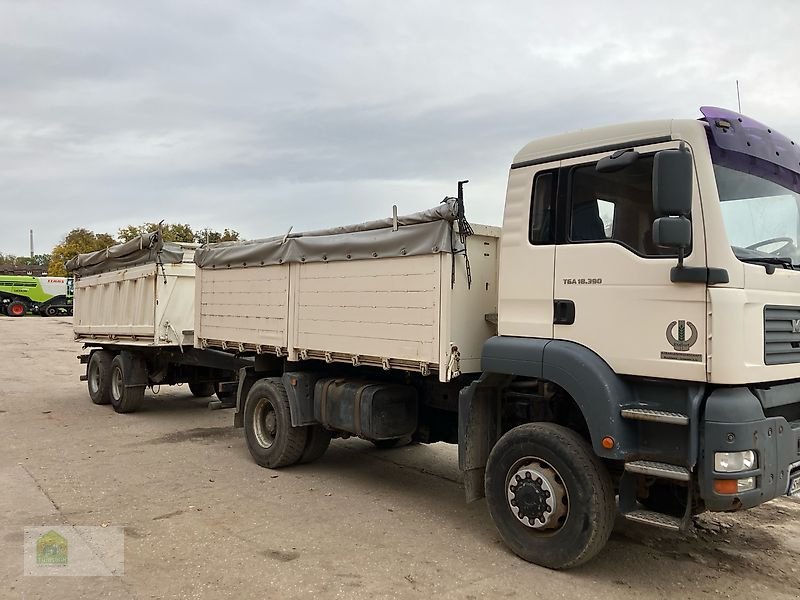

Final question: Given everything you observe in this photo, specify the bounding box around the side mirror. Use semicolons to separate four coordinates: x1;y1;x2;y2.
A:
653;216;691;249
653;147;693;216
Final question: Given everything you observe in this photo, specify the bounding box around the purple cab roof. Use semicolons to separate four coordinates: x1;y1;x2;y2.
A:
700;106;800;175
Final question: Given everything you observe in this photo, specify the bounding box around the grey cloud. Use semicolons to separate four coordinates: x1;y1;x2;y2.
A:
1;0;799;255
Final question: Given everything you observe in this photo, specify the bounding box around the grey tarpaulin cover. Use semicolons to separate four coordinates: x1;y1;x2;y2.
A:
66;231;185;277
194;198;464;269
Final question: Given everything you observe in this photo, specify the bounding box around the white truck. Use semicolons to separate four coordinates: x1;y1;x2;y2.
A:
76;106;800;569
68;233;249;413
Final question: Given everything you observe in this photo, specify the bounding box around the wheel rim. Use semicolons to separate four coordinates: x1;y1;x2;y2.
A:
506;457;569;531
10;304;24;316
89;361;101;395
111;366;123;401
253;398;277;449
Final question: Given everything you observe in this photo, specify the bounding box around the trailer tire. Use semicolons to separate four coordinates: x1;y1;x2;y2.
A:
299;426;332;464
371;436;413;449
485;423;615;570
109;355;145;414
7;301;26;317
189;382;216;398
87;350;114;405
244;378;308;468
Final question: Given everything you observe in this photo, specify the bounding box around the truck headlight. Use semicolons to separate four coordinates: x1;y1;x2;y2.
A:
714;450;756;472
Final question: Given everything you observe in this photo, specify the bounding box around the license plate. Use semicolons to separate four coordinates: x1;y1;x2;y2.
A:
788;476;800;497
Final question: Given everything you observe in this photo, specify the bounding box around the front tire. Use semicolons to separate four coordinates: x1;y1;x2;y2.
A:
7;301;26;317
87;350;113;405
109;355;145;414
485;423;615;570
243;378;308;468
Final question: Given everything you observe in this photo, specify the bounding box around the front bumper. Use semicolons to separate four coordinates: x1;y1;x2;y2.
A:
699;387;800;511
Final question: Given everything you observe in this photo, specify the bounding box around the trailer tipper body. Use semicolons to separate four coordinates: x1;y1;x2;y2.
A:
69;232;249;413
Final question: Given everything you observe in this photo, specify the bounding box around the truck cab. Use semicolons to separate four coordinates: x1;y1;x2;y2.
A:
470;106;800;565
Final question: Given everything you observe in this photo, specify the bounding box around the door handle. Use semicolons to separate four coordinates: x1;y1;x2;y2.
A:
553;299;575;325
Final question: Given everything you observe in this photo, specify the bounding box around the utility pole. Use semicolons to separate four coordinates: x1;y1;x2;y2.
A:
29;229;34;259
736;80;742;113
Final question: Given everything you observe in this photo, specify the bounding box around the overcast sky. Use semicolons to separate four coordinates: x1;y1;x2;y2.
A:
2;0;799;255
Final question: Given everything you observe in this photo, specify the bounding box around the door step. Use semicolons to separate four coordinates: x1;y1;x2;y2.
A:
620;408;689;425
624;509;682;531
624;460;690;481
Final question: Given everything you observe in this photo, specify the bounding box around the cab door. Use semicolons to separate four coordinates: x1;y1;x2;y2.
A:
553;141;708;382
498;160;559;339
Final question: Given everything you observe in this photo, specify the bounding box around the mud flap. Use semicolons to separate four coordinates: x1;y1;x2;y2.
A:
458;373;508;502
234;367;259;428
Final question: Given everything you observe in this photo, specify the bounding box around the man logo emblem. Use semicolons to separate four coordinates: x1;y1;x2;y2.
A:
666;320;698;352
792;319;800;334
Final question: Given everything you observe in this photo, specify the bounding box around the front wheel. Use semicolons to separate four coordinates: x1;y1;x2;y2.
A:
7;301;26;317
485;423;615;570
243;378;308;468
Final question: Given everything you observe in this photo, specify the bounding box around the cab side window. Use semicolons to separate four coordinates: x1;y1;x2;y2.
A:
529;170;556;245
568;155;677;256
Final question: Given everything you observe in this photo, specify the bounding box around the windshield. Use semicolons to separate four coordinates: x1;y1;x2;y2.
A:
715;164;800;265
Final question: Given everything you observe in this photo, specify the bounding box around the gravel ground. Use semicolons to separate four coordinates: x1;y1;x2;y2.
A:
2;316;800;599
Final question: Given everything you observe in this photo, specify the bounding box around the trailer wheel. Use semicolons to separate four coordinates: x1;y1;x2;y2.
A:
371;436;413;449
299;426;332;464
87;350;114;405
244;378;308;468
109;355;145;414
485;423;615;570
189;382;216;398
7;301;26;317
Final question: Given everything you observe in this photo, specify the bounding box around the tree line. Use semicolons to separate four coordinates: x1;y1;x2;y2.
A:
1;224;240;277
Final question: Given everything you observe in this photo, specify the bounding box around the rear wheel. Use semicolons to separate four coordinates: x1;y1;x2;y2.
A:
87;350;114;405
299;426;332;464
189;382;216;398
244;378;308;468
7;301;26;317
485;423;615;570
45;306;58;316
109;355;145;414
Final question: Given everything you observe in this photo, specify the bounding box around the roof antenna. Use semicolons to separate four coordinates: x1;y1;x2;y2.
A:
736;79;742;114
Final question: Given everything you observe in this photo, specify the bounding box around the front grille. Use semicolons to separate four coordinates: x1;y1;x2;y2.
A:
764;305;800;365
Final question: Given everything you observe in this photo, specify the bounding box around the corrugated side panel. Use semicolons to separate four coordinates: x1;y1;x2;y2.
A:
73;264;156;338
198;265;289;349
292;255;441;367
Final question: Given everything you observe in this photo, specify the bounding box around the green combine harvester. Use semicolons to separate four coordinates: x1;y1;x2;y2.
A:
0;275;74;317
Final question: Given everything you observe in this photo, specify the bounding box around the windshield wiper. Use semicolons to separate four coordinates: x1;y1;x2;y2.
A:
739;256;795;273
